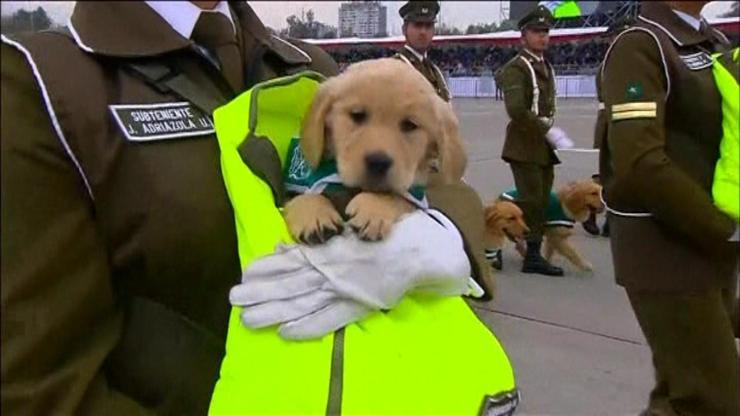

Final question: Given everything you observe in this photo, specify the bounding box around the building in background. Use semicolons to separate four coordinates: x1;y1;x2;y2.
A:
338;0;387;38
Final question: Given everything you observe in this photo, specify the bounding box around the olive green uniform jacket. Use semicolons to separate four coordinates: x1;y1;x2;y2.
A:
495;49;560;166
593;70;606;150
599;1;736;292
394;44;451;102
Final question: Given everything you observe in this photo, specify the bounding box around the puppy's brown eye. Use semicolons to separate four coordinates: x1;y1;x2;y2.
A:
350;110;367;124
400;119;418;133
507;216;516;221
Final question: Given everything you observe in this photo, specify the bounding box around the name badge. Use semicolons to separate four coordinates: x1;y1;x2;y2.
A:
679;52;712;71
109;102;215;142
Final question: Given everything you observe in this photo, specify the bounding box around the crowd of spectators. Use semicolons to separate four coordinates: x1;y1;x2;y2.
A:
328;31;738;76
328;38;612;76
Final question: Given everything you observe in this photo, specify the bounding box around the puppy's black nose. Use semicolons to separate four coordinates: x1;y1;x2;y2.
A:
365;152;393;177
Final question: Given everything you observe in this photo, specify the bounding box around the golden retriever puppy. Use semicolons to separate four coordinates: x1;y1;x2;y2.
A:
484;180;604;272
284;58;466;244
541;181;604;271
483;200;529;270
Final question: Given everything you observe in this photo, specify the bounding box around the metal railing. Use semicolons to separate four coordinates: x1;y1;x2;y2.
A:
448;75;598;99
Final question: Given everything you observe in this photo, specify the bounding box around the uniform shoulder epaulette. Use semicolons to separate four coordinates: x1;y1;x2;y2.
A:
267;35;313;66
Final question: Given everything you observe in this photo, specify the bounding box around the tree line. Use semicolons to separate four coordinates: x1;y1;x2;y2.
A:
1;7;56;35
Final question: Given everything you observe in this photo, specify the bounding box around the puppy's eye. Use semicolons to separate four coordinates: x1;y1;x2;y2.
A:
507;216;516;221
400;119;418;133
350;110;367;124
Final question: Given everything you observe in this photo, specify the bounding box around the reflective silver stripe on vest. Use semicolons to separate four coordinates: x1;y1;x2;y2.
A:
325;328;345;416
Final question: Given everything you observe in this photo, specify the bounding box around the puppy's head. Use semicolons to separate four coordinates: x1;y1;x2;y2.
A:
301;58;466;194
484;200;530;241
557;180;604;222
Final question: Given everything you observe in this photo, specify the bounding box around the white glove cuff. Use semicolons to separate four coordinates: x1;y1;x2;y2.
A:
546;126;574;150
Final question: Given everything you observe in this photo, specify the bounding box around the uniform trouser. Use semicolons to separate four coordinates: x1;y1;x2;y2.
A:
626;288;740;416
509;162;554;241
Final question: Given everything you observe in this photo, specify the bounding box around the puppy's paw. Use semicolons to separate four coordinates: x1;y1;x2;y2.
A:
579;261;594;272
346;192;414;241
284;194;344;245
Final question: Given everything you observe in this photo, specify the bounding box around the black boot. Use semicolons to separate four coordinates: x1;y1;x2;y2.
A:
601;217;610;237
522;240;564;276
485;249;503;271
581;211;600;236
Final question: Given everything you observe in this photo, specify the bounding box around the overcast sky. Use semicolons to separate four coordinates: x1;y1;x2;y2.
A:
1;1;734;36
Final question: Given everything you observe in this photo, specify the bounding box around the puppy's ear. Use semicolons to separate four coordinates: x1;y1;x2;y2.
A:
433;98;467;183
484;203;502;226
301;80;338;168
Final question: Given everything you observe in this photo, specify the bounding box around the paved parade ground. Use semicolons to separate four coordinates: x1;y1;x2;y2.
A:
455;98;654;415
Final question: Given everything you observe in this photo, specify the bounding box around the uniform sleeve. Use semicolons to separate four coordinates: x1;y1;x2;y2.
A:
1;44;150;415
602;31;735;249
592;72;606;150
496;64;550;136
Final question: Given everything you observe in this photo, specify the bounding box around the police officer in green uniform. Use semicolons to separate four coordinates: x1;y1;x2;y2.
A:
393;1;494;292
0;1;494;414
601;1;739;414
394;1;451;102
495;5;564;276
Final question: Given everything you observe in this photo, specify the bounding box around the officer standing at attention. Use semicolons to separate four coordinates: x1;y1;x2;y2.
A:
395;0;451;102
393;0;495;292
601;1;739;414
495;5;569;276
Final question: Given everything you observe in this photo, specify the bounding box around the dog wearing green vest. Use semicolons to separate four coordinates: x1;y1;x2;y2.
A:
485;180;604;272
283;58;466;244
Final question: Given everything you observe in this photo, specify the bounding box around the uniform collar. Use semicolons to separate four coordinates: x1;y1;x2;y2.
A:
144;1;235;40
404;44;427;61
522;48;544;63
638;2;710;46
672;9;701;32
68;1;311;65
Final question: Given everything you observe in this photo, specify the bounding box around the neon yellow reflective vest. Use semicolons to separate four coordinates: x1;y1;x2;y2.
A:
712;48;739;222
208;72;517;415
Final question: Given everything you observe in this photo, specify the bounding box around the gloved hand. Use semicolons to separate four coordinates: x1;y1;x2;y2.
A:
229;209;471;339
546;126;575;150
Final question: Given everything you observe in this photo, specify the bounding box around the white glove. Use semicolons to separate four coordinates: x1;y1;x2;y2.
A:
229;209;471;340
729;225;740;242
546;126;574;150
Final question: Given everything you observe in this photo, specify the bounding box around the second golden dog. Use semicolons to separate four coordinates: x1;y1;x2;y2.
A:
484;180;604;271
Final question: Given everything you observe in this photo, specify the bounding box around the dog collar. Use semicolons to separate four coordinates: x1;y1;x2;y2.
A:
284;138;428;209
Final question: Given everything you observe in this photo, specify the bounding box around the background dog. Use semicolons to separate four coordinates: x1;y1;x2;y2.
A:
484;180;604;271
483;200;529;270
284;58;466;244
542;181;605;271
